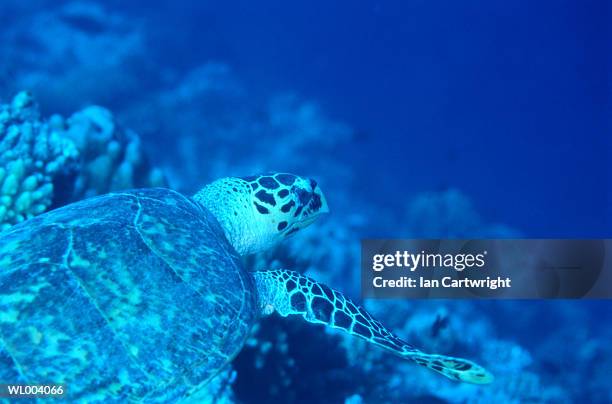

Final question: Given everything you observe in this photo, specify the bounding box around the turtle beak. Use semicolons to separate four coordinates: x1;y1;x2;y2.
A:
309;178;329;215
317;189;330;214
295;183;329;227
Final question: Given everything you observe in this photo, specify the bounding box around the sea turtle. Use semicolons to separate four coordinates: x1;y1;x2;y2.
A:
0;173;492;401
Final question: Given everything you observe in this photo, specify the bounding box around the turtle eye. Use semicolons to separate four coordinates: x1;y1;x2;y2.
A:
294;187;312;206
309;192;322;211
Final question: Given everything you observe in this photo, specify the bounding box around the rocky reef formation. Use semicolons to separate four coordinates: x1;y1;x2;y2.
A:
120;62;355;193
58;105;165;200
0;1;150;113
0;91;164;229
404;189;521;238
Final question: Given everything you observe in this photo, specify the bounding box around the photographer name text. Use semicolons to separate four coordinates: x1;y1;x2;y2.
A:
371;250;511;290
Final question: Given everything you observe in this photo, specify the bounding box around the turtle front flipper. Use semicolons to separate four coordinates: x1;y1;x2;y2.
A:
252;269;493;385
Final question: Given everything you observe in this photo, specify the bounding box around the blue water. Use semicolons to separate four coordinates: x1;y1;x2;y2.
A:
0;0;610;403
116;0;609;237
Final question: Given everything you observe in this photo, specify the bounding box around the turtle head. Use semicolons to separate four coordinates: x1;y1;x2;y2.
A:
194;173;329;255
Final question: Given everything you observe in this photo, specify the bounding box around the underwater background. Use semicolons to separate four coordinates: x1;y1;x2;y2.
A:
0;0;609;403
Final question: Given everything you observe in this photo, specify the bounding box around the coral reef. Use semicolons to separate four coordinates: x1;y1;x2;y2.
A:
342;300;573;403
4;87;606;403
121;63;355;192
0;92;78;230
58;105;165;200
404;189;520;238
234;316;373;404
0;91;164;229
0;1;149;113
0;2;607;403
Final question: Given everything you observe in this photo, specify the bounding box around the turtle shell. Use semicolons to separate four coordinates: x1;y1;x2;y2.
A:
0;188;257;401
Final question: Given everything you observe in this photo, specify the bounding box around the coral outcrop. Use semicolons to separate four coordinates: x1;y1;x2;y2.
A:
0;1;148;113
404;189;520;238
0;92;78;230
0;91;164;229
121;63;355;192
59;105;165;200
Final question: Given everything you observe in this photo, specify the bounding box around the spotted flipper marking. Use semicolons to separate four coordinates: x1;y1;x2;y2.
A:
252;269;493;384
